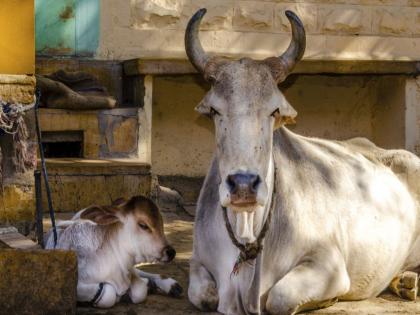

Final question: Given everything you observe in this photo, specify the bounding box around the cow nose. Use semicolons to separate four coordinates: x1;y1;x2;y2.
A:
162;245;176;262
226;173;260;206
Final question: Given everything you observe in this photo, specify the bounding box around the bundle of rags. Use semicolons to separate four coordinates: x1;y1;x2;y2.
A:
36;70;116;110
0;100;35;175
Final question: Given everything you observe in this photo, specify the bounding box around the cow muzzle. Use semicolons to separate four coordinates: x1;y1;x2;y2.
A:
226;172;260;208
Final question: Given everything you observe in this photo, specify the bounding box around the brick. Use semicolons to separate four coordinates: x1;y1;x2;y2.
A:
0;249;77;315
411;8;420;35
191;0;234;30
234;2;274;31
320;6;372;34
373;7;413;35
275;4;318;34
131;0;187;29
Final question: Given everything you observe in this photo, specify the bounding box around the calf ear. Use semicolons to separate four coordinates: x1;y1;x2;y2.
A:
111;197;127;206
80;206;121;225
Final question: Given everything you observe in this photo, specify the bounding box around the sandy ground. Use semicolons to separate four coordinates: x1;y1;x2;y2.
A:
51;211;419;315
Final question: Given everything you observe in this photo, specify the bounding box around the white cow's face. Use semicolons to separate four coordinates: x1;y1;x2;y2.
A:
197;58;296;213
81;196;176;264
186;9;305;216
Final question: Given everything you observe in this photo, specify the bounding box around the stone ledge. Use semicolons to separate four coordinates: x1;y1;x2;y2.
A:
124;58;420;75
0;248;77;315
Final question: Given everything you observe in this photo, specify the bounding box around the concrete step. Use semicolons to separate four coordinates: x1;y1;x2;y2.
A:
0;226;40;250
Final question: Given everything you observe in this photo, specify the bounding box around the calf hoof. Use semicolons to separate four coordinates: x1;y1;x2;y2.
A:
389;271;418;301
169;283;183;298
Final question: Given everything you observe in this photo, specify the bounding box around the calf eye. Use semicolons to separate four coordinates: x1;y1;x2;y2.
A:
138;223;150;231
210;107;221;116
270;108;280;117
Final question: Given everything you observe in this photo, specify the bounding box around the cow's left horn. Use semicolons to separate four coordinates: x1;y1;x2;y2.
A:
267;11;306;81
185;8;210;74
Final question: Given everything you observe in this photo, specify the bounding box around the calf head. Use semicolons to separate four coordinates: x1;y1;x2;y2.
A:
186;9;305;214
81;196;176;264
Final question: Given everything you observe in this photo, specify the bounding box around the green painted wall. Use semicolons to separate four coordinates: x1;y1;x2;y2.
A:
35;0;99;56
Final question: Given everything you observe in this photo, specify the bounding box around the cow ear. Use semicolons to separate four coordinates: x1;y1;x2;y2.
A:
275;94;297;129
80;206;121;225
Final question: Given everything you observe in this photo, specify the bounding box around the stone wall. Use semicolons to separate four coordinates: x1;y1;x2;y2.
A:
0;75;36;226
99;0;420;60
151;74;410;178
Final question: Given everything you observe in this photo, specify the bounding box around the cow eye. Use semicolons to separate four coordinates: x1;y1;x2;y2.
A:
270;108;280;117
210;107;221;116
138;223;150;231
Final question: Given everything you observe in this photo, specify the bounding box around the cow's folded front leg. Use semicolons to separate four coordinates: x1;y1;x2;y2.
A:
265;250;350;315
129;269;149;304
77;282;117;308
188;258;219;311
389;271;418;301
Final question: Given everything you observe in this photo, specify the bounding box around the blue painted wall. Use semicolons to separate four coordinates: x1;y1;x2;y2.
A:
35;0;99;56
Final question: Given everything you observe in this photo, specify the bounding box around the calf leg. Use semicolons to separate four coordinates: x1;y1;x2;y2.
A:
188;258;219;311
129;269;149;303
134;269;183;297
77;282;117;308
266;250;350;315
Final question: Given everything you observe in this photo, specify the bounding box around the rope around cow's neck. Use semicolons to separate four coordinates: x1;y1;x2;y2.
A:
221;168;276;277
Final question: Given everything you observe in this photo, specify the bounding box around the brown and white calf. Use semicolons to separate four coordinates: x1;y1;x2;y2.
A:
45;195;182;308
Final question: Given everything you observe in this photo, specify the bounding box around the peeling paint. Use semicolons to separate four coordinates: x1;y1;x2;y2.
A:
59;5;74;20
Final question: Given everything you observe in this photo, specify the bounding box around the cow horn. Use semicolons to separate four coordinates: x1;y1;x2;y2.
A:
185;8;210;73
266;11;306;82
279;10;306;73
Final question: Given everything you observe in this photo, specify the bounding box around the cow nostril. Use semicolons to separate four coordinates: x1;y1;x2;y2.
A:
164;246;176;262
251;175;261;192
226;175;236;193
226;173;260;195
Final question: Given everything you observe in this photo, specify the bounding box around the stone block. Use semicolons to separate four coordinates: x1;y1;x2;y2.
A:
373;7;413;35
275;3;318;34
320;6;371;34
98;108;140;158
40;159;151;212
233;2;274;31
0;185;34;222
0;248;77;315
0;74;35;104
131;0;187;29
411;8;420;35
191;0;234;30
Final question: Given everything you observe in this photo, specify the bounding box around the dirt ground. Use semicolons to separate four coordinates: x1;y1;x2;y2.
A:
73;211;420;315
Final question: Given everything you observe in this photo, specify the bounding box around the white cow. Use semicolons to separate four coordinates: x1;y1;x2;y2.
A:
45;195;182;308
185;8;420;315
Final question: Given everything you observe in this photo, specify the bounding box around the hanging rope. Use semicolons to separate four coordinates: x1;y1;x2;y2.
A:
34;90;57;247
0;99;35;174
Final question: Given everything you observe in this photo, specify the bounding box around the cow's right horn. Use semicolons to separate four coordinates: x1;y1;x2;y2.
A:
185;8;210;74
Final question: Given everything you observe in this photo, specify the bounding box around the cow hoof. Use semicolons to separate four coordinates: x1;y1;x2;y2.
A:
169;283;183;298
199;284;219;311
148;279;158;294
389;271;418;301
